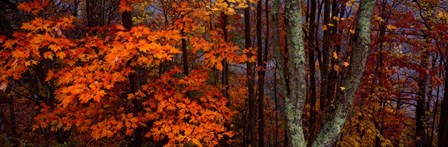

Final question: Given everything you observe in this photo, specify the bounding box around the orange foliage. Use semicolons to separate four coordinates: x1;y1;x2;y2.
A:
0;0;246;146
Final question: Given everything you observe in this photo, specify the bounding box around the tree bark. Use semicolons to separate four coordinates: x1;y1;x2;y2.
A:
244;2;257;146
320;0;331;114
415;47;430;147
256;0;265;146
122;9;143;147
307;0;317;142
284;0;307;146
312;0;375;146
271;0;280;145
221;0;229;98
0;110;9;145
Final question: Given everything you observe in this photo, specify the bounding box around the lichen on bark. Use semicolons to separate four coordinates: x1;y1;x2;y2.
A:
284;0;306;146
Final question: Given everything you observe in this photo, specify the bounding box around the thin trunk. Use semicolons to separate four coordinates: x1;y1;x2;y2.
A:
430;56;443;146
86;0;92;27
312;0;375;146
274;63;279;147
159;1;170;76
256;0;265;145
373;6;387;145
438;62;448;147
181;30;188;76
325;0;340;109
271;0;280;146
429;56;441;147
122;9;142;147
101;0;105;26
220;1;230;146
0;9;13;37
0;110;9;145
284;125;288;147
245;2;257;146
284;0;307;146
8;91;16;139
416;50;430;147
307;0;318;142
221;0;229;98
320;0;332;114
415;1;434;145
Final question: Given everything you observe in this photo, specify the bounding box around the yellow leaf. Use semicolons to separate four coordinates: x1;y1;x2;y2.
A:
343;62;350;67
386;24;397;30
12;50;28;58
332;51;338;59
332;16;340;21
25;61;32;67
340;86;346;91
45;70;54;81
322;25;328;31
328;23;335;27
49;44;62;52
21;22;34;31
3;40;15;49
349;29;355;34
333;65;340;72
94;90;106;102
374;16;385;22
56;52;66;59
43;51;53;60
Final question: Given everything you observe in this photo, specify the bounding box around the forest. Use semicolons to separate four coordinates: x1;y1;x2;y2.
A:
0;0;447;146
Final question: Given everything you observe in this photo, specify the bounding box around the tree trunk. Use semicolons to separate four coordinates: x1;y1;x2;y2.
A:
284;0;307;146
220;2;230;145
307;0;317;142
439;63;448;147
416;50;430;147
320;0;331;114
325;0;342;117
122;9;143;147
0;110;9;145
271;0;280;145
244;2;257;146
181;30;189;76
221;0;229;98
256;0;265;146
312;0;375;146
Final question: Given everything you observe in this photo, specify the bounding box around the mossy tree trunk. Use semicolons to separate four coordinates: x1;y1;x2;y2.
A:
284;0;307;146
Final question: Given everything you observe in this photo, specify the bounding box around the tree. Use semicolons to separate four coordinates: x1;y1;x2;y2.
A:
312;0;375;146
244;0;257;145
281;0;375;146
2;0;448;146
283;0;307;145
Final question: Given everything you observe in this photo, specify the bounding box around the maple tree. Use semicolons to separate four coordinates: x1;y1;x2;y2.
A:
0;0;448;146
